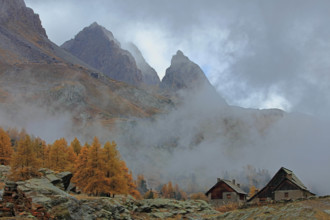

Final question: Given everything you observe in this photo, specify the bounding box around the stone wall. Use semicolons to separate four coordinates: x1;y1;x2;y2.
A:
210;192;245;206
274;190;304;201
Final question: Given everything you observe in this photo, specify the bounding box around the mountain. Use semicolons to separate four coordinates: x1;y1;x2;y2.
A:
160;50;212;92
61;23;143;86
0;0;172;136
124;43;160;86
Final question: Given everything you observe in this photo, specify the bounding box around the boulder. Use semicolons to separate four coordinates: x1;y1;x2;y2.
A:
56;172;73;191
45;174;61;185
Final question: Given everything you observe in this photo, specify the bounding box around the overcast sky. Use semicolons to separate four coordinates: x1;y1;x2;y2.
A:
25;0;330;118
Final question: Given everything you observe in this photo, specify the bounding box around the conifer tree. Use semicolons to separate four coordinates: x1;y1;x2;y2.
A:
83;137;108;195
167;181;174;198
0;127;13;165
136;174;148;195
6;127;19;148
161;184;168;198
103;141;126;195
70;137;82;155
66;146;77;173
121;161;141;199
32;137;47;166
48;138;68;172
72;146;89;190
10;135;40;181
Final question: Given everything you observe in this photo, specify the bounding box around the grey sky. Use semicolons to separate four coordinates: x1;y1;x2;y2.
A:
25;0;330;117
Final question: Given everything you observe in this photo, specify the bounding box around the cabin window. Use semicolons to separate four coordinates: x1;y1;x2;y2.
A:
226;194;231;199
239;194;245;200
284;192;289;198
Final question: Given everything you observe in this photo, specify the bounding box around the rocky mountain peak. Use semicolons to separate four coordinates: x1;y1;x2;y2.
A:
61;23;143;86
0;0;47;37
0;0;26;13
171;50;189;65
124;42;160;86
160;50;211;92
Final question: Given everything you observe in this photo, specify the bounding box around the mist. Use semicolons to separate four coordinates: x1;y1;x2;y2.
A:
111;82;330;195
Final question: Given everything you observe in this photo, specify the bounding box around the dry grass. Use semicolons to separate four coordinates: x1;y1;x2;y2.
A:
73;194;101;200
215;203;239;212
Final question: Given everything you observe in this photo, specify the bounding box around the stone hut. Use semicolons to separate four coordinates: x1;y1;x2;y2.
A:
205;178;247;206
248;167;315;203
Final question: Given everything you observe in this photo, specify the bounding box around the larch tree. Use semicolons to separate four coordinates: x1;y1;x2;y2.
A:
121;161;141;199
6;127;19;148
32;137;47;167
0;127;13;165
161;184;168;198
65;146;77;173
48;138;68;172
249;185;257;198
83;137;108;196
72;146;89;191
70;137;81;155
10;135;40;181
103;141;126;196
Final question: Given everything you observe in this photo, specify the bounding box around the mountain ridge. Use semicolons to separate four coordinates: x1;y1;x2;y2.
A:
61;22;143;86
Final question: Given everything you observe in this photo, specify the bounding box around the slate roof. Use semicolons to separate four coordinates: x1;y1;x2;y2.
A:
280;167;308;191
222;179;247;195
205;179;247;196
248;167;314;202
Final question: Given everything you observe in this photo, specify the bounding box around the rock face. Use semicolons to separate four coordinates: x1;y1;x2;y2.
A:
160;50;212;92
125;43;160;86
61;23;143;86
0;0;46;37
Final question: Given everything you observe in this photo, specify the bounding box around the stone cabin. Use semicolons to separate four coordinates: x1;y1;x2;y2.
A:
205;178;247;206
248;167;315;203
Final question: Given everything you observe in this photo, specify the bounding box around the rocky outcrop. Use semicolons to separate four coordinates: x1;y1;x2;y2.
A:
61;23;143;86
125;43;160;86
160;50;212;92
0;0;47;37
0;166;219;219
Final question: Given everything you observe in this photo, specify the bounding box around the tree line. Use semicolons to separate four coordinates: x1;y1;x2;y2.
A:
0;127;140;198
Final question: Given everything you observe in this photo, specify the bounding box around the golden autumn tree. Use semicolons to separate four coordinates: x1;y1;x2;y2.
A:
6;127;19;148
167;181;174;198
249;185;257;198
32;137;48;167
161;184;168;198
48;138;68;172
103;141;126;196
10;135;40;181
72;146;89;190
121;161;141;199
0;127;13;165
65;146;77;173
83;137;108;196
70;137;82;155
